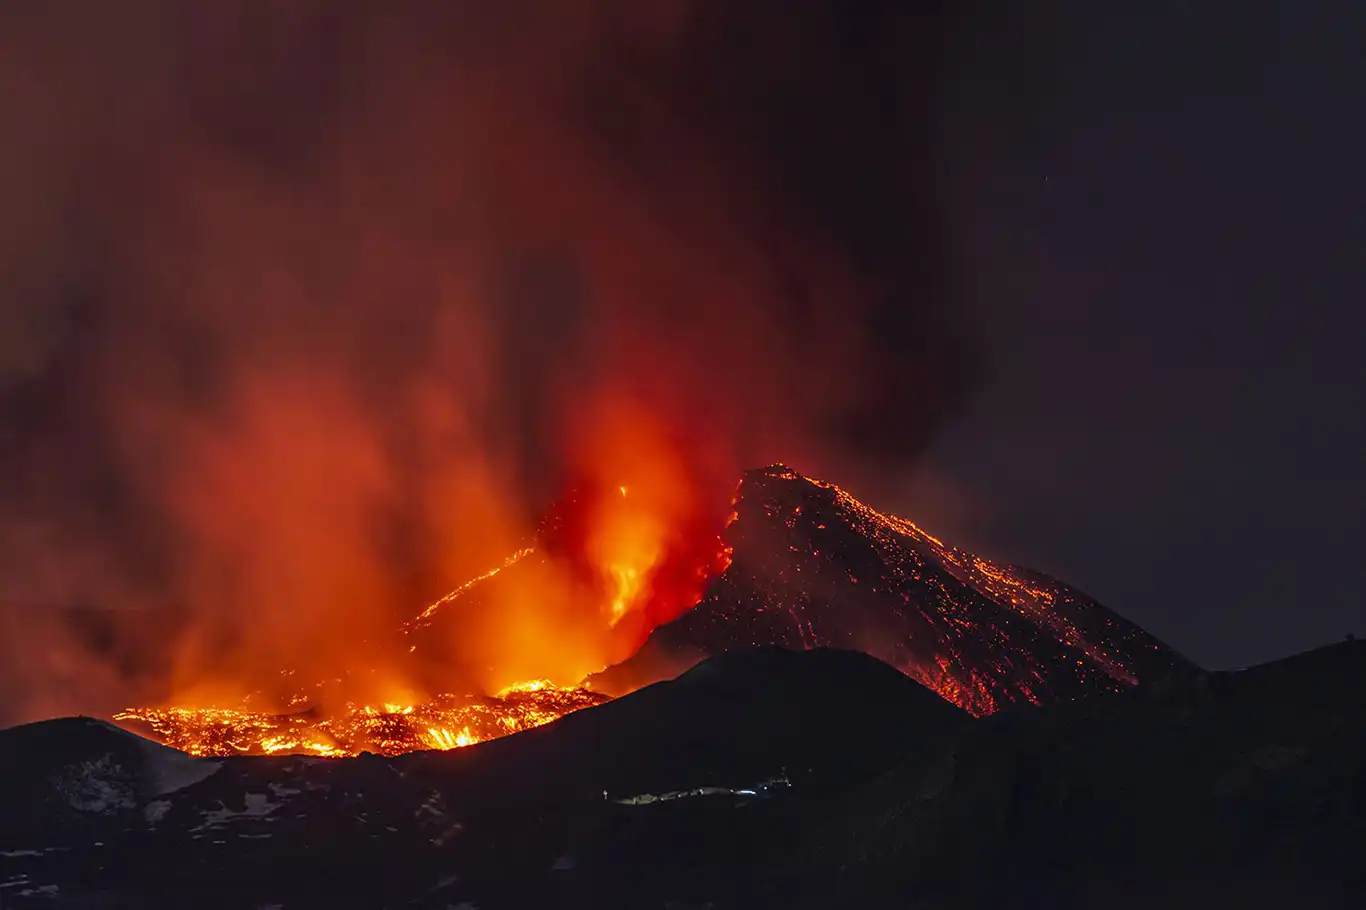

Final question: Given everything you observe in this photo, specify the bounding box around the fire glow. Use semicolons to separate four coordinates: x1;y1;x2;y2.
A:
0;2;978;752
115;681;609;759
109;462;1166;757
115;447;733;758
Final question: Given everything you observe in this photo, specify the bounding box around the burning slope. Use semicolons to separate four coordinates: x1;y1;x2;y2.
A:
405;474;733;669
113;463;1186;755
589;465;1191;715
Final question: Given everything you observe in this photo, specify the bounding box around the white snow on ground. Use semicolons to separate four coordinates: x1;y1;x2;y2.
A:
612;776;792;806
0;876;62;896
51;754;136;813
0;849;42;857
46;720;222;815
192;793;281;832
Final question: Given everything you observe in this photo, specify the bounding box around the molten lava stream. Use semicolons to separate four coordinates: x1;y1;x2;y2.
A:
114;681;611;758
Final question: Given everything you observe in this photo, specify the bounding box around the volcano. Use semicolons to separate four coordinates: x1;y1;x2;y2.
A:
418;464;1191;716
589;466;1191;711
115;464;1188;757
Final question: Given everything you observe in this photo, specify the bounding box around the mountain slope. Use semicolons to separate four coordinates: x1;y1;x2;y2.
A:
0;648;969;909
591;465;1193;712
3;642;1362;908
755;639;1366;909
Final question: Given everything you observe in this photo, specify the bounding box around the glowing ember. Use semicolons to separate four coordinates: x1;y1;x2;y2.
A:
114;682;608;758
404;547;537;633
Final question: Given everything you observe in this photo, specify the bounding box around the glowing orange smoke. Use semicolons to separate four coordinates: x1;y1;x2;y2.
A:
113;402;736;757
595;487;666;629
561;398;735;664
0;2;940;739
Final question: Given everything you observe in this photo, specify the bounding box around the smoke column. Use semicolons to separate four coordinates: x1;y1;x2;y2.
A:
0;0;1000;723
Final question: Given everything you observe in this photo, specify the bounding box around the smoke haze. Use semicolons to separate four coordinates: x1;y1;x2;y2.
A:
0;1;996;723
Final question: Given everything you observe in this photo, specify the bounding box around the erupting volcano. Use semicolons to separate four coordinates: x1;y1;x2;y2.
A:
590;465;1192;712
113;464;1189;756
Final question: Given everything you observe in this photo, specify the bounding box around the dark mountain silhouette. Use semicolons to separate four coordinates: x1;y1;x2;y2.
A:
2;642;1363;908
0;648;968;908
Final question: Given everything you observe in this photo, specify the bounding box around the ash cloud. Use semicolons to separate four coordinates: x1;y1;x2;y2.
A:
0;1;1012;723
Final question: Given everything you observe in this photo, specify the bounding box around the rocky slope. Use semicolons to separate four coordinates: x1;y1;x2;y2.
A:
2;642;1363;908
590;465;1192;713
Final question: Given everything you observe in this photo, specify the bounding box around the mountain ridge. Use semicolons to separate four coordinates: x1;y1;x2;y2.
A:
589;464;1194;710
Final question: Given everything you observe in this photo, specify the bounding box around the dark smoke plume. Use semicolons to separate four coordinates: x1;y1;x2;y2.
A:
0;1;1032;723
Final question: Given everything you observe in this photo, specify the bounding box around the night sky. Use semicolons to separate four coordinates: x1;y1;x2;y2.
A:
896;0;1366;669
0;0;1362;698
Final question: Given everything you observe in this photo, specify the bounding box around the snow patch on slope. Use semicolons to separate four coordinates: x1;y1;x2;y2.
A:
193;793;282;832
50;753;136;813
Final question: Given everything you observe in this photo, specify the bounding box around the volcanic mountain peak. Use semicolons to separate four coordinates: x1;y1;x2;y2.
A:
590;464;1191;714
115;463;1188;760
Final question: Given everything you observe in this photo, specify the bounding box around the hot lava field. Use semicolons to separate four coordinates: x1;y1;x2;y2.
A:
4;466;1361;910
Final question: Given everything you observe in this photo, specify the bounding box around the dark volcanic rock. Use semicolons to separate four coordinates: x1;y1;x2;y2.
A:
0;647;969;908
2;643;1363;908
756;639;1366;910
591;465;1194;713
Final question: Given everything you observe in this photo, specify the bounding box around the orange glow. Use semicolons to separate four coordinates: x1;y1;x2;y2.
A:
0;1;968;749
114;680;608;758
404;547;538;633
553;397;736;664
590;487;668;630
115;402;735;757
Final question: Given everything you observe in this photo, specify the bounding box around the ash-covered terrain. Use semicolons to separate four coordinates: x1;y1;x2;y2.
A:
1;467;1359;907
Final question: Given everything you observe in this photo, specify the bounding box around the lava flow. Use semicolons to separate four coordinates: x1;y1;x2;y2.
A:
114;680;609;758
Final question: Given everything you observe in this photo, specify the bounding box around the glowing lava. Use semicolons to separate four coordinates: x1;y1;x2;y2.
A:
114;682;609;758
112;463;1186;757
116;465;728;758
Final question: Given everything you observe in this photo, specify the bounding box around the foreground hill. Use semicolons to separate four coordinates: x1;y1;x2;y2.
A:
2;641;1363;907
0;648;968;908
758;638;1366;909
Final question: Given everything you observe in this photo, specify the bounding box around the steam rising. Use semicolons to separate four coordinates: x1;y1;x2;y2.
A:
0;1;976;724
